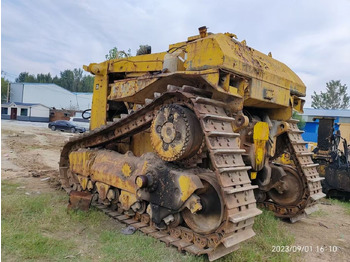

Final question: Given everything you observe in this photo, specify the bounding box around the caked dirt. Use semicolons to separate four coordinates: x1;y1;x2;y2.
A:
1;120;349;262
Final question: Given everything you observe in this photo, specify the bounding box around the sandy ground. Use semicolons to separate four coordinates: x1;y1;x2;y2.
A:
1;119;349;262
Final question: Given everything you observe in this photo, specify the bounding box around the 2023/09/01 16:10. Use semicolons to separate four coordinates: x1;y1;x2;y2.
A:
272;246;339;253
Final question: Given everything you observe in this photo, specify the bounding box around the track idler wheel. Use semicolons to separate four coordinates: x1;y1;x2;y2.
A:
151;104;203;161
182;174;224;234
267;166;305;206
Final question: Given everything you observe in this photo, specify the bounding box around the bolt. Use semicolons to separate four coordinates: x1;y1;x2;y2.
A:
163;143;169;151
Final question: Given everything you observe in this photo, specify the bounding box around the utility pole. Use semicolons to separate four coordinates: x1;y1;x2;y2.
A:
7;82;10;103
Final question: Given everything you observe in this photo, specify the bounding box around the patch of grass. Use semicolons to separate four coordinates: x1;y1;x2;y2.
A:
1;180;20;195
1;180;109;261
2;180;298;262
2;183;73;260
99;231;200;262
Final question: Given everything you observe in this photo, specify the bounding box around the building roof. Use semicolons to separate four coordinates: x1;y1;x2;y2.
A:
1;102;50;108
72;92;93;95
303;108;350;118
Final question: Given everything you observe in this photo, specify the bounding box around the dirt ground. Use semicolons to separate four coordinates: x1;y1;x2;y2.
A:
1;120;349;262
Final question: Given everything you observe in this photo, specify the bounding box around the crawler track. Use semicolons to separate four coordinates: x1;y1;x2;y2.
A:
260;119;325;221
59;90;261;260
58;90;324;259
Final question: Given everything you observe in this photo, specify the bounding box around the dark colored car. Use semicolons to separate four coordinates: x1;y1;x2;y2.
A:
48;120;86;133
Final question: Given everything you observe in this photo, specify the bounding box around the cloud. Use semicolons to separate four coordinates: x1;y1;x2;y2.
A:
2;0;350;107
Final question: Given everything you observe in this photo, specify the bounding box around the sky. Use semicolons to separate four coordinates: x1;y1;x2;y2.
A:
2;0;350;107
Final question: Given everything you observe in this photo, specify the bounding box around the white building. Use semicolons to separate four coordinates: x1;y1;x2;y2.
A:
1;102;50;122
10;83;92;110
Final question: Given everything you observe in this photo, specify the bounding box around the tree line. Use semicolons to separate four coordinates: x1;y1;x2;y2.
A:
311;80;349;109
15;68;94;93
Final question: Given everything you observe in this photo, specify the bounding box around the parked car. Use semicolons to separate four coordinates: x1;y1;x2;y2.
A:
48;120;86;133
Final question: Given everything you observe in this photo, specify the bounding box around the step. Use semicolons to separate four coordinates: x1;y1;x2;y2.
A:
303;163;319;168
184;244;212;256
224;184;259;194
218;166;251;173
201;114;235;122
310;186;323;192
311;192;326;201
307;177;324;183
289;212;306;223
289;130;304;134
304;204;319;215
288;118;300;123
167;85;181;92
291;141;308;145
212;149;246;155
195;97;227;107
145;98;153;104
208;244;239;262
297;152;314;157
153;92;161;98
207;131;240;137
229;208;262;224
222;228;256;248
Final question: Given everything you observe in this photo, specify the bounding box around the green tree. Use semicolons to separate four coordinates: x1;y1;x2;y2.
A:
81;75;94;92
14;69;94;93
52;75;61;86
73;68;83;92
136;45;151;55
105;47;131;60
292;111;306;130
15;72;36;83
59;70;74;91
311;80;350;109
36;73;53;83
1;77;10;103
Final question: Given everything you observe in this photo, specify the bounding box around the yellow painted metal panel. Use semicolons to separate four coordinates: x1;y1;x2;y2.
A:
131;132;154;157
90;74;108;129
339;123;350;144
186;33;306;99
178;175;199;202
109;53;165;73
253;122;269;171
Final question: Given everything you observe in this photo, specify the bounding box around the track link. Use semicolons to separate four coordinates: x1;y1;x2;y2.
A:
192;97;262;257
59;90;261;261
261;119;325;221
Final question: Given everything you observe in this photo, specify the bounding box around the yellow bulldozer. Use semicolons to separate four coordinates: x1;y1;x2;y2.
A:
59;27;325;260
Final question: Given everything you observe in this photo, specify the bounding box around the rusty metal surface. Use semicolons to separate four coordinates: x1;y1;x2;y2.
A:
322;166;350;199
67;191;93;211
150;104;203;161
261;120;325;219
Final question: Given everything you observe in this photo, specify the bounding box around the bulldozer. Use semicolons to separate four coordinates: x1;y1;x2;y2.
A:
312;117;350;200
59;27;325;260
